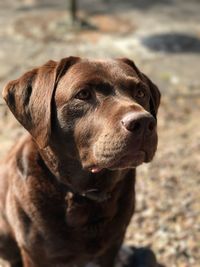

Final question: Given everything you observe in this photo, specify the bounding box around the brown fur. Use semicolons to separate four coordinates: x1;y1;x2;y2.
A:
0;57;160;267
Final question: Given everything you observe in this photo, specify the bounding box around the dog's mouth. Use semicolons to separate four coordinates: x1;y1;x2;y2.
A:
87;150;147;173
82;133;158;173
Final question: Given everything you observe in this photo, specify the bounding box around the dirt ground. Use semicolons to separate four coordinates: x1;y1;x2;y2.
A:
0;0;200;266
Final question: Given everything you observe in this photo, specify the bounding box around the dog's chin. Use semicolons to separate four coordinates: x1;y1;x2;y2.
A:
86;151;151;173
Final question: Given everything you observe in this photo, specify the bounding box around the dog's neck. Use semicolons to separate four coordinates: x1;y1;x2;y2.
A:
39;145;126;203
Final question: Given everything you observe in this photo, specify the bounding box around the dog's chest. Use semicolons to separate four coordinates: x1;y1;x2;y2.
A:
16;166;135;264
35;193;125;264
64;191;118;228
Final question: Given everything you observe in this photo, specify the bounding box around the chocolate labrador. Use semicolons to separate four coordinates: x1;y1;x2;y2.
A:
0;57;160;267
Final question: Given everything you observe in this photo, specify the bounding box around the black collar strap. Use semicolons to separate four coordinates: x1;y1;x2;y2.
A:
80;188;111;203
39;150;111;203
66;185;111;203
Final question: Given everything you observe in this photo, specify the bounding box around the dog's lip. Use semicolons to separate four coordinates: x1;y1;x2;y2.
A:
88;151;146;173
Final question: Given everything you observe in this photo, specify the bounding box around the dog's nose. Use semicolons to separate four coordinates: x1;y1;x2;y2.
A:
121;112;156;135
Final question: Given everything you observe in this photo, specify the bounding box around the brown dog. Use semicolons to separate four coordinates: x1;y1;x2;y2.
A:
0;57;160;267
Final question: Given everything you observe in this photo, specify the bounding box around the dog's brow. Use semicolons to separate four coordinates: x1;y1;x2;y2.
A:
73;79;113;95
117;77;142;91
93;82;113;95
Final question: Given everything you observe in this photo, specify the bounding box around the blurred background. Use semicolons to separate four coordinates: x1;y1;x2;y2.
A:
0;0;200;266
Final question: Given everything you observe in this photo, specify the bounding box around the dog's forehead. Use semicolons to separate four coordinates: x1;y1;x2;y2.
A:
61;59;139;85
70;59;138;79
55;59;140;103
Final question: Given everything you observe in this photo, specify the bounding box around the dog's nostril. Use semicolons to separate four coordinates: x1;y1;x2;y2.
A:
148;121;155;132
121;118;142;133
132;121;141;132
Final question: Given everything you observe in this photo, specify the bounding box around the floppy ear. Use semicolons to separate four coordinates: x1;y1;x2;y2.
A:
2;56;80;148
117;58;161;118
141;73;161;118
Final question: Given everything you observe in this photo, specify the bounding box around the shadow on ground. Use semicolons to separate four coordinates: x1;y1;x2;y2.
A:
118;246;166;267
142;32;200;53
16;0;174;12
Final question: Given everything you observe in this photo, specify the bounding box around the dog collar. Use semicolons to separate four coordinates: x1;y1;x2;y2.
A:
66;185;111;203
38;151;111;203
80;188;111;203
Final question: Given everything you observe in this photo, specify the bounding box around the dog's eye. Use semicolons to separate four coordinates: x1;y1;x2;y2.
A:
75;89;92;100
135;88;145;98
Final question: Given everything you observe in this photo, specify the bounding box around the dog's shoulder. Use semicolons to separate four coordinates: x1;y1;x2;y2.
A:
0;133;58;203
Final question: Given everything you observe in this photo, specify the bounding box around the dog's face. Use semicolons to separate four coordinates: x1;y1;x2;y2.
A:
55;59;160;172
3;57;160;174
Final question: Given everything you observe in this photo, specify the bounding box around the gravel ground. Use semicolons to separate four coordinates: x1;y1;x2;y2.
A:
0;0;200;266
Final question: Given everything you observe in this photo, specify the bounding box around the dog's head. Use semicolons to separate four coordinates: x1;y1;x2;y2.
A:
3;57;160;173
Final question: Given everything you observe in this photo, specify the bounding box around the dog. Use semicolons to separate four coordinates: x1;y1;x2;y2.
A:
0;57;160;267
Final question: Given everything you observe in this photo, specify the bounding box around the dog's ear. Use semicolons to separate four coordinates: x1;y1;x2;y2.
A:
3;56;80;148
141;72;161;118
117;58;161;118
